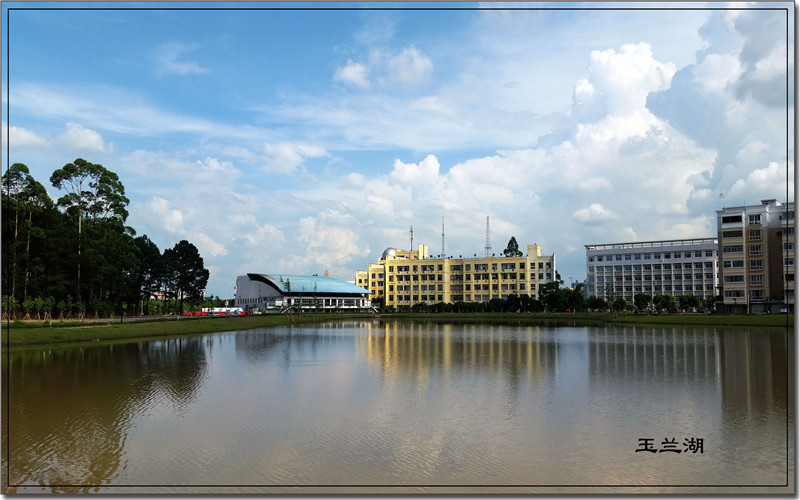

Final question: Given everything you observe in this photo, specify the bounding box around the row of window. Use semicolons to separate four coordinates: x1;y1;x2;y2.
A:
589;250;715;262
591;274;715;282
388;261;551;273
388;283;534;292
388;273;551;282
590;262;714;271
589;284;715;292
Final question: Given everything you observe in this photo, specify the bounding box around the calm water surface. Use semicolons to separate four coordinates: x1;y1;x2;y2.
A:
2;320;793;494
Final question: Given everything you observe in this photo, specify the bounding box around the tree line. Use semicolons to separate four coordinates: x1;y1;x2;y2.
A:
2;160;210;320
383;273;712;314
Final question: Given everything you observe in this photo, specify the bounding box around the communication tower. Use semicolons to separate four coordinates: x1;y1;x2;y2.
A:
485;216;492;257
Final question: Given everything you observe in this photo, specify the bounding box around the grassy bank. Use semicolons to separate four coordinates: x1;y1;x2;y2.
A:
1;314;372;347
2;312;792;347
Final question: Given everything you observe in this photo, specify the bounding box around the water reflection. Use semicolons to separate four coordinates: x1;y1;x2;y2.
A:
3;322;791;492
4;337;208;492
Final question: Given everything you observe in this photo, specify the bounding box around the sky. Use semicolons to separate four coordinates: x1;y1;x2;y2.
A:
2;1;795;298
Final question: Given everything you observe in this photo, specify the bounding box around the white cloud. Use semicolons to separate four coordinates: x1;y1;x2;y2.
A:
693;53;742;93
334;60;371;89
573;203;619;224
58;122;106;152
386;46;433;85
189;231;228;257
390;154;440;185
155;42;209;76
263;142;329;174
2;122;48;149
146;196;185;234
729;161;792;199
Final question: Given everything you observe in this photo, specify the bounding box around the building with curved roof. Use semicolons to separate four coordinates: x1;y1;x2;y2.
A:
235;273;372;313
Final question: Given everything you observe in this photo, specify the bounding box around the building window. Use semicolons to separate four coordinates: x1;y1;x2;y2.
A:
786;258;795;266
751;290;764;301
722;230;743;238
748;214;762;225
749;229;763;240
785;242;795;250
723;245;743;253
749;244;763;255
722;215;742;224
723;260;744;268
706;250;713;257
750;259;763;270
724;290;745;298
750;274;764;285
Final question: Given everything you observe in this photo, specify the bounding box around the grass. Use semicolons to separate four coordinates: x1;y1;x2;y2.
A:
2;311;793;347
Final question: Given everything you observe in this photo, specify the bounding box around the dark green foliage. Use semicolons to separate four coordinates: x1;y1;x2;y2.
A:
2;161;210;319
503;236;523;257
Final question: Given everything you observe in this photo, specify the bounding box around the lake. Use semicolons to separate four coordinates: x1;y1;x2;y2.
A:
2;320;793;494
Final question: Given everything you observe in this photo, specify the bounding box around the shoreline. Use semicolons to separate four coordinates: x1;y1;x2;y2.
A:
2;312;793;348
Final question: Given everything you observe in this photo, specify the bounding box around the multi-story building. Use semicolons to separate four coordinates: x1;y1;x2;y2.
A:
716;199;794;313
358;243;556;310
585;238;719;304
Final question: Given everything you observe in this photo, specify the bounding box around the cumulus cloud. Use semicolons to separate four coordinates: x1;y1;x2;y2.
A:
58;122;106;152
146;196;185;234
2;122;47;149
573;203;619;224
263;141;329;174
334;60;371;88
189;231;228;257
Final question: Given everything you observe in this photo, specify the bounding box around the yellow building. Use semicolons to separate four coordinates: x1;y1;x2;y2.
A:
357;243;556;310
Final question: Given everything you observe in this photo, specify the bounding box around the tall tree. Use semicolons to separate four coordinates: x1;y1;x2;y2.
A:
133;235;164;315
503;236;523;257
50;159;130;302
2;164;52;301
170;240;209;312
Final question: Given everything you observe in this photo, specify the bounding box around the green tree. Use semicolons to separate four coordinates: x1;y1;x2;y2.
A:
633;293;652;312
586;295;606;311
133;235;164;315
170;240;210;312
50;159;130;302
678;294;700;312
503;236;523;257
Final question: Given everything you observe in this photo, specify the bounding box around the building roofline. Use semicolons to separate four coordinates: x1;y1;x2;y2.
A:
585;237;718;251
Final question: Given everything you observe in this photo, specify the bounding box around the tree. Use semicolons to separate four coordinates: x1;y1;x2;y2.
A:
503;236;523;257
169;240;210;312
50;159;130;301
634;293;652;312
586;295;606;311
678;294;700;312
133;235;164;315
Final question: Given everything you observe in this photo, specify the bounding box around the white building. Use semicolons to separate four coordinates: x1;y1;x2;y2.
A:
235;273;372;313
585;238;719;304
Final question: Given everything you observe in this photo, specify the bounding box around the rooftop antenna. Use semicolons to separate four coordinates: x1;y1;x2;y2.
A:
484;216;492;257
441;216;445;258
409;225;414;251
717;190;725;210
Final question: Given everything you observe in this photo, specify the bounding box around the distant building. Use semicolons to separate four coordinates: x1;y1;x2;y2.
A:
356;243;556;310
234;273;372;313
716;199;794;314
585;238;719;304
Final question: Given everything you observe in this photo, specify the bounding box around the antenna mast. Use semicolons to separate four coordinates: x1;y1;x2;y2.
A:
484;216;492;257
441;216;445;258
409;225;414;252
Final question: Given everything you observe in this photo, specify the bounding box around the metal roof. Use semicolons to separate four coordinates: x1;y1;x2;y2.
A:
247;273;370;296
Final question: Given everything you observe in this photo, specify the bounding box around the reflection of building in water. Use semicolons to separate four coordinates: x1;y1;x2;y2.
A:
360;322;559;392
587;326;722;385
717;329;788;422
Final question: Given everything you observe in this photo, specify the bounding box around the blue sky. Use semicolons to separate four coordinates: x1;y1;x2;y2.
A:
3;2;794;298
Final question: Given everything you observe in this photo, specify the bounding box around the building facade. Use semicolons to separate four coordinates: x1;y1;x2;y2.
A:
357;243;556;310
716;199;794;313
585;238;719;304
235;273;372;313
